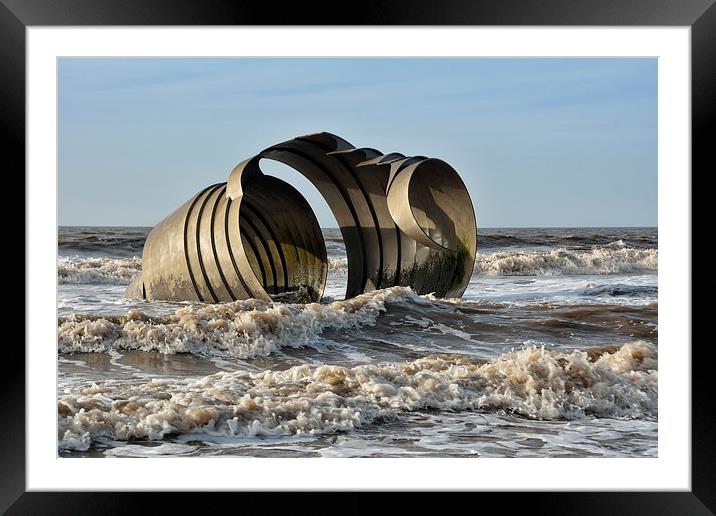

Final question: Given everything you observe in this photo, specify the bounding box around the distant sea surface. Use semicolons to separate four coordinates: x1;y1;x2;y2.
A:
58;226;658;458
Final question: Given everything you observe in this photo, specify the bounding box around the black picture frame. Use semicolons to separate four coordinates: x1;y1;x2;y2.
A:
5;0;712;513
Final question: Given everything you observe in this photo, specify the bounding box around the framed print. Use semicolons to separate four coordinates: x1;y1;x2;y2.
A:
5;0;713;512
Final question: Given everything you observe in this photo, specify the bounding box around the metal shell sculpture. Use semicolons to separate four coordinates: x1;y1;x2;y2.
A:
125;132;477;302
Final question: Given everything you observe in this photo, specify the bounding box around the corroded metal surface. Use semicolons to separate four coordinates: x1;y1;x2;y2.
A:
126;132;477;302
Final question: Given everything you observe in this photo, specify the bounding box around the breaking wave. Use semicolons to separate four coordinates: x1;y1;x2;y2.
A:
475;244;657;276
57;242;657;286
326;243;657;277
58;256;142;285
58;340;658;451
58;255;347;285
57;286;421;358
328;257;349;275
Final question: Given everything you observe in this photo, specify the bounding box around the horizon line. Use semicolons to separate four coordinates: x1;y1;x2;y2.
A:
57;224;658;229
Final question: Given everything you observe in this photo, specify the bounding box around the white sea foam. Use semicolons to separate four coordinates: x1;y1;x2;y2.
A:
475;245;657;276
58;341;658;450
56;241;656;287
324;244;657;278
328;257;349;275
58;256;142;285
57;255;346;286
58;286;420;358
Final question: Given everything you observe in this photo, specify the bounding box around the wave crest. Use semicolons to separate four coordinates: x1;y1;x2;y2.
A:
58;256;142;285
58;241;657;286
58;341;658;450
57;286;420;358
326;244;657;278
475;245;657;276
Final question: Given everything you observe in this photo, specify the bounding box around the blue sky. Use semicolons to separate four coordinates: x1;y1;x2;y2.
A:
58;58;657;228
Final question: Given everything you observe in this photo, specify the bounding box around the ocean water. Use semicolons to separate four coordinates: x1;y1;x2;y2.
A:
57;227;658;458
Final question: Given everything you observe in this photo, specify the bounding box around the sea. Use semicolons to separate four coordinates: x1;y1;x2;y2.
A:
57;226;658;458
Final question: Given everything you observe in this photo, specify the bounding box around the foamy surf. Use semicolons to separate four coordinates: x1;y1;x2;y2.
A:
58;341;657;451
58;286;422;358
57;226;660;458
475;244;657;276
58;256;142;285
56;241;657;287
324;243;657;278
